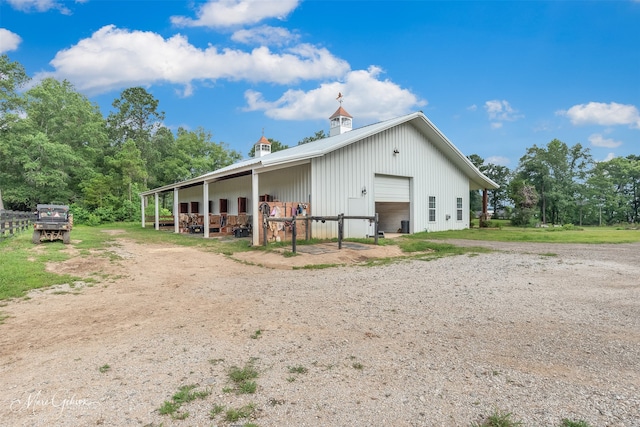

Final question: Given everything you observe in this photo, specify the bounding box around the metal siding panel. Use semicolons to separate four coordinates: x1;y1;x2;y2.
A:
309;121;473;237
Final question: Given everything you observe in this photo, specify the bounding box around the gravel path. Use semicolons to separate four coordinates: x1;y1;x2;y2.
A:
1;238;639;426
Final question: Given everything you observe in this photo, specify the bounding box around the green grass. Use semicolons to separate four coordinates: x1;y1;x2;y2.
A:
98;364;110;373
0;232;79;299
471;409;523;427
158;384;211;419
228;361;259;394
419;224;640;244
224;403;255;422
560;419;592;427
288;365;308;374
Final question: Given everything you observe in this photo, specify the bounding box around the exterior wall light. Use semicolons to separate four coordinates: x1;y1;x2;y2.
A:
393;148;400;155
361;186;367;196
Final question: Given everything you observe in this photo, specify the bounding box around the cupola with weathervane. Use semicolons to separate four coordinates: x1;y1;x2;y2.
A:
329;92;353;137
253;133;271;158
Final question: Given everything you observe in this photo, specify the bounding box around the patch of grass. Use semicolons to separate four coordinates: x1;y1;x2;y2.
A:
250;329;262;339
238;381;257;394
294;263;344;270
158;400;180;416
227;361;259;394
417;225;640;244
0;232;80;300
472;409;523;427
98;364;111;373
397;237;491;259
282;250;298;257
224;403;255;422
158;384;211;419
172;385;211;404
352;362;364;370
229;363;259;383
288;365;308;374
560;419;592;427
209;403;225;419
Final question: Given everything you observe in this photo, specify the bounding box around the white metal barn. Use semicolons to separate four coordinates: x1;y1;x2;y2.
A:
140;108;498;246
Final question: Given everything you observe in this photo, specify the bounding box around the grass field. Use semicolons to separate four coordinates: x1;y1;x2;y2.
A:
421;221;640;244
1;222;638;301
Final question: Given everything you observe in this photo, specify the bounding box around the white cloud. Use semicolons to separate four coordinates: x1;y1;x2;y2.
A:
243;66;426;121
588;133;622;148
602;153;616;162
490;122;503;129
231;26;298;46
484;99;523;123
0;28;22;53
40;25;349;95
486;156;510;166
171;0;299;28
6;0;74;14
466;104;477;112
558;102;640;128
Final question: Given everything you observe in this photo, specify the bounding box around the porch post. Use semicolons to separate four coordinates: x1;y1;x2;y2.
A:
173;188;179;234
482;189;488;222
154;193;160;230
252;170;260;246
203;181;210;238
140;195;145;228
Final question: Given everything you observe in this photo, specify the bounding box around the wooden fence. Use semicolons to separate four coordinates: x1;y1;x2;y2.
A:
0;210;34;239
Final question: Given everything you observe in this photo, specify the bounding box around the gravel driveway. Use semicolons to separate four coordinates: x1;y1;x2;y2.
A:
1;237;638;426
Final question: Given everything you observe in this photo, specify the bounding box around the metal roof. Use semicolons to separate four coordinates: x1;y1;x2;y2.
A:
140;111;498;196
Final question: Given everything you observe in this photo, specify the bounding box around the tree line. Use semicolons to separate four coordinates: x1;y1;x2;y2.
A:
1;55;638;226
468;142;639;226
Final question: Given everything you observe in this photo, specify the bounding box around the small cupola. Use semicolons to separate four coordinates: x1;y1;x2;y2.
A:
254;135;271;158
329;92;353;137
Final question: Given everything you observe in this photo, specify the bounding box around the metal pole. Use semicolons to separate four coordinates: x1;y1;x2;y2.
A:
338;213;343;249
263;212;268;247
292;214;297;253
374;213;379;245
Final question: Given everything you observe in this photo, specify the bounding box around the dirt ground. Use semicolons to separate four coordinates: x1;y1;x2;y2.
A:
1;232;639;426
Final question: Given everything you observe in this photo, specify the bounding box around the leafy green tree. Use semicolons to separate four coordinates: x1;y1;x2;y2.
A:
106;87;165;184
298;130;327;145
108;138;147;204
586;155;640;224
483;163;511;214
508;179;539;226
0;54;30;130
155;127;241;184
466;154;485;213
247;138;289;158
515;139;592;224
0;77;106;209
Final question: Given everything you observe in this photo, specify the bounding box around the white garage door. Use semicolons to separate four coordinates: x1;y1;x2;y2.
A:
374;175;410;202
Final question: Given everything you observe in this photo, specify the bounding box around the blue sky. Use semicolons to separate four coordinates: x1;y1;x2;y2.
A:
1;0;639;165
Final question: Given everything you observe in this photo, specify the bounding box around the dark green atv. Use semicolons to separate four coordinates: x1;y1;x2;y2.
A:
32;204;72;244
